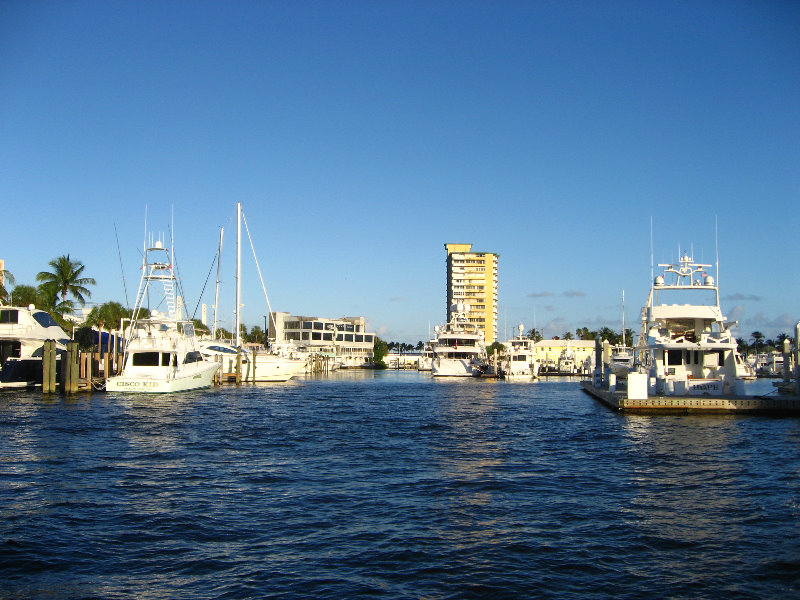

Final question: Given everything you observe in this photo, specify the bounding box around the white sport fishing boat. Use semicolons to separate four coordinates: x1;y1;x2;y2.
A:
636;252;742;396
500;324;539;379
0;304;71;389
431;304;487;377
106;238;220;393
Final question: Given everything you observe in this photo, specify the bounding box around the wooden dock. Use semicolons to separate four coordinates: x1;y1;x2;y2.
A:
581;381;800;415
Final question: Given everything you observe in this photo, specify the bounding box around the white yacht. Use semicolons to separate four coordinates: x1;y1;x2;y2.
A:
500;325;539;379
417;340;435;371
0;304;71;388
636;252;741;395
431;304;487;377
734;351;756;381
106;238;220;393
608;291;634;376
608;345;635;375
557;343;577;374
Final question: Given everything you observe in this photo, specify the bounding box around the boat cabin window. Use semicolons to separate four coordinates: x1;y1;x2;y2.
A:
667;350;683;366
0;340;22;361
207;345;237;354
183;351;202;363
132;352;173;367
0;310;19;324
180;323;195;337
32;311;59;328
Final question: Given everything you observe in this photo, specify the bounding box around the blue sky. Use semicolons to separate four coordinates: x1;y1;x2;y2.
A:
2;1;798;343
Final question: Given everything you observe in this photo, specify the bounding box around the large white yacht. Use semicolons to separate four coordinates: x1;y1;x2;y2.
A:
0;304;71;388
106;238;220;393
500;324;539;379
636;252;741;395
431;304;487;377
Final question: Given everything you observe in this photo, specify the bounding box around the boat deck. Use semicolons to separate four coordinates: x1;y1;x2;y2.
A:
581;381;800;415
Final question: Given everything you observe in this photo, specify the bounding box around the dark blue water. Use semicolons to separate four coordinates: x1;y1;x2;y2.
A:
1;372;798;599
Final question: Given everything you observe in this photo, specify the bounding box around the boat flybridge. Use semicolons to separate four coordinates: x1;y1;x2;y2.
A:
636;252;741;395
106;238;220;393
431;303;487;377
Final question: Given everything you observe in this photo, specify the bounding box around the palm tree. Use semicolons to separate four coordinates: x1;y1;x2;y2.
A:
85;301;131;331
36;255;96;307
751;331;765;355
0;268;15;304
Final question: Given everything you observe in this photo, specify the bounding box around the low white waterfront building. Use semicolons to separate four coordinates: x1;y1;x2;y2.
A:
269;312;375;368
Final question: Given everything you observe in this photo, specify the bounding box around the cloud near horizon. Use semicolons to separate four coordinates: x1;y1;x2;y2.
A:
563;290;586;297
528;291;554;298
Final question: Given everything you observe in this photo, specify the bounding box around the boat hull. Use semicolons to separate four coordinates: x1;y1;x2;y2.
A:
106;363;219;393
247;356;307;382
432;358;477;377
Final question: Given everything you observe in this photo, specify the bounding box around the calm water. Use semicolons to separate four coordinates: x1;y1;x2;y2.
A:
1;372;799;599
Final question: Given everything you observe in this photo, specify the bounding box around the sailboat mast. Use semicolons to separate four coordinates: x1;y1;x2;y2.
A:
621;290;625;346
235;202;242;347
212;226;224;340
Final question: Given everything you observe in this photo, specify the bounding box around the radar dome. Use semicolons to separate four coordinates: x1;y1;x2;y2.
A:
654;275;665;286
704;275;715;286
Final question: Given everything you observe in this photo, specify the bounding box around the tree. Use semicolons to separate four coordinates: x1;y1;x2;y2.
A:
487;341;505;356
415;341;425;351
85;301;131;331
563;331;574;340
751;331;765;355
36;255;96;307
372;336;388;368
526;328;543;342
0;268;14;304
10;284;42;308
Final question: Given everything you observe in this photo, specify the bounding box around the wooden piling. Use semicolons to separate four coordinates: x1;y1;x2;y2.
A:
42;340;57;394
235;348;242;384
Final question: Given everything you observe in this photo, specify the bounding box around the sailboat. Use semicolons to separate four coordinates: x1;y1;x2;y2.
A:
106;236;220;393
230;202;307;382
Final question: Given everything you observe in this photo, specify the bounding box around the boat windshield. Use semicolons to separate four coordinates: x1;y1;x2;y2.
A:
32;311;60;329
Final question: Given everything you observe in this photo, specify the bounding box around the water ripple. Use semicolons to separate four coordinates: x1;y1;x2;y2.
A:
1;374;799;598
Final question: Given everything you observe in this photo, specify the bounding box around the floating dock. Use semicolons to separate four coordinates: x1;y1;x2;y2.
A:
582;381;800;415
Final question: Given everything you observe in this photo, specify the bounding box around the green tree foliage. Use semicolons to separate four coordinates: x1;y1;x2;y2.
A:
373;336;388;368
36;254;96;306
85;301;131;330
525;328;543;342
10;284;42;308
487;341;505;356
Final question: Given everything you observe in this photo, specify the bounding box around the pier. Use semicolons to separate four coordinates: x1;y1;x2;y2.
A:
581;380;800;415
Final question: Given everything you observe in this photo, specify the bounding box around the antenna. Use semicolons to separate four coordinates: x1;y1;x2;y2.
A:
649;216;654;285
715;215;720;288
